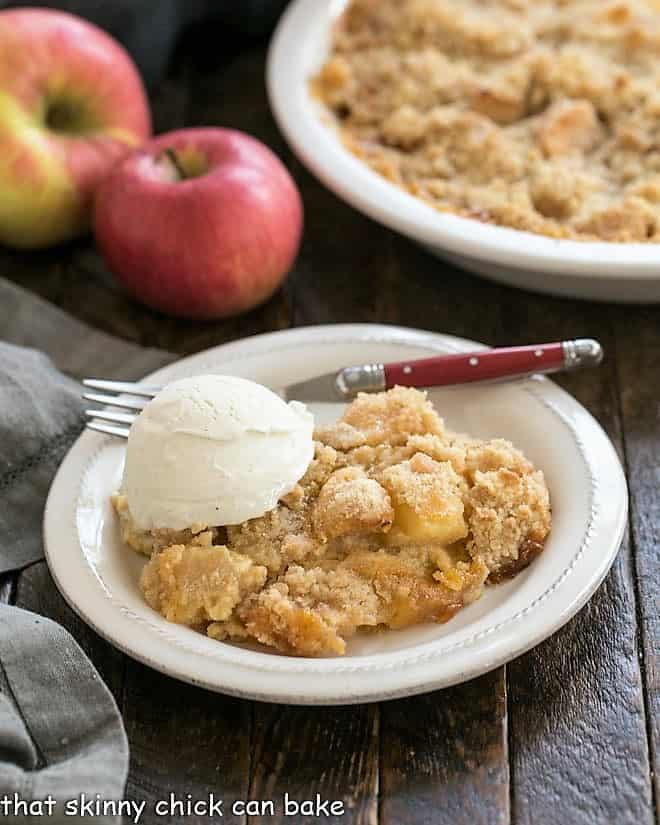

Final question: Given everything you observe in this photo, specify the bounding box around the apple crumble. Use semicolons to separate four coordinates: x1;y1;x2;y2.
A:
113;387;551;656
313;0;660;242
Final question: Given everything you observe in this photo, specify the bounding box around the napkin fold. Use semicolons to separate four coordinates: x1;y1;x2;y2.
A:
0;277;173;822
0;279;171;575
0;603;129;825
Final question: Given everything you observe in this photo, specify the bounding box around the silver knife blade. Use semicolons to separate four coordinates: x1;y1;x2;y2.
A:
282;370;344;403
282;363;386;403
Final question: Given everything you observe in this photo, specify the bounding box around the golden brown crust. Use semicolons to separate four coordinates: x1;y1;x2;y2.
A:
466;468;551;575
312;467;394;541
313;0;660;242
237;554;487;656
317;385;445;447
140;542;267;626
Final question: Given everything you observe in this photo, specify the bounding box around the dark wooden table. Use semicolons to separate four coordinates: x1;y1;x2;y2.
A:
1;26;658;825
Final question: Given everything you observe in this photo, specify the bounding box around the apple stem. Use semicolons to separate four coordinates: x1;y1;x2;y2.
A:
161;148;187;181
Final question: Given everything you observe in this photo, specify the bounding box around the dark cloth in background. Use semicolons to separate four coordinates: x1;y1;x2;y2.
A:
0;1;289;87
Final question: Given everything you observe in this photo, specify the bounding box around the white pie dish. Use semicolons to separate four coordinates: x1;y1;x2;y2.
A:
267;0;660;303
44;325;627;704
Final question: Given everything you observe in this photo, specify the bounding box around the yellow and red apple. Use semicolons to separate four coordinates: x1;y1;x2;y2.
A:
94;128;304;319
0;8;151;249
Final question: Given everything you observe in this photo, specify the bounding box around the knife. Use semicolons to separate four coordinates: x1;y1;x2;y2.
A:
282;338;603;402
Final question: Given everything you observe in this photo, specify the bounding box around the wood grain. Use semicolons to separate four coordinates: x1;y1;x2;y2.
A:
249;704;378;825
120;663;252;825
290;161;509;344
380;673;509;825
500;294;654;825
615;307;660;816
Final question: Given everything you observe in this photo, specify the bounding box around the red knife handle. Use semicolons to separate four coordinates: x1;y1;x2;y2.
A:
384;343;565;388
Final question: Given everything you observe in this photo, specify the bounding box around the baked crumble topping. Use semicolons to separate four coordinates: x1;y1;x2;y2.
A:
313;0;660;242
113;387;551;656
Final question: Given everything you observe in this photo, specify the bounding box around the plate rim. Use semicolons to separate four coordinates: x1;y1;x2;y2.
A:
43;324;628;704
266;0;660;282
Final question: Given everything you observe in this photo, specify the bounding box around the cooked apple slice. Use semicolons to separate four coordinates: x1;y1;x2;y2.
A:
392;500;468;545
381;453;468;545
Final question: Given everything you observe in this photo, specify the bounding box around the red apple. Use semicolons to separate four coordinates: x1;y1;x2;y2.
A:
93;128;303;319
0;8;151;249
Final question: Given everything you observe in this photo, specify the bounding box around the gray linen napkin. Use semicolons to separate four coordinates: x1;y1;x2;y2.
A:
0;277;173;822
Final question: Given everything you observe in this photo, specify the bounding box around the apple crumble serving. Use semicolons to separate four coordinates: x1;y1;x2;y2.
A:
313;0;660;242
113;387;551;656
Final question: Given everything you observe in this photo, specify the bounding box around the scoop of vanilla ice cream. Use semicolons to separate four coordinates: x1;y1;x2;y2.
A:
122;374;314;530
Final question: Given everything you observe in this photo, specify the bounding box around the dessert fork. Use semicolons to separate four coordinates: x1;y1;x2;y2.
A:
83;337;603;438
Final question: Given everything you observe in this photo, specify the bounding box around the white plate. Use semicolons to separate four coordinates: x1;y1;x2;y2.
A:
267;0;660;303
44;325;627;705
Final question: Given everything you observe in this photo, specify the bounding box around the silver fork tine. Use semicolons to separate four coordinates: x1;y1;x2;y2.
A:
86;421;130;439
83;379;160;398
83;392;149;411
85;409;136;426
